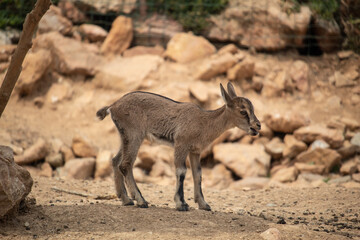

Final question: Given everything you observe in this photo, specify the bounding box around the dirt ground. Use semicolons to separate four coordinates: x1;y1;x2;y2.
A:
1;176;359;239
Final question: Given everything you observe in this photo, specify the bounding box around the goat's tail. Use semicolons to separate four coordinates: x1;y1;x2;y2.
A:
96;106;110;120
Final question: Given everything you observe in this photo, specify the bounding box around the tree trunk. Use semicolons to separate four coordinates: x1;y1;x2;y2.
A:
0;0;51;117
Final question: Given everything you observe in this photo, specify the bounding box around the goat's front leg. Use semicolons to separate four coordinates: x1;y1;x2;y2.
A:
189;153;211;211
174;146;189;211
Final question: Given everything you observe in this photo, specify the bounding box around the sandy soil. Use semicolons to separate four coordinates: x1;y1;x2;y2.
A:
1;176;359;240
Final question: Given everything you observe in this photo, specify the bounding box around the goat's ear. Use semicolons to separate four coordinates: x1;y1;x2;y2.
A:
227;82;237;99
220;83;233;107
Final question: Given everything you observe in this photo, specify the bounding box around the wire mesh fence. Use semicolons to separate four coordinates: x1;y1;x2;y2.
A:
0;0;359;55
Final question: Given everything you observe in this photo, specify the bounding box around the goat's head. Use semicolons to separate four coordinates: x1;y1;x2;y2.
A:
220;82;261;136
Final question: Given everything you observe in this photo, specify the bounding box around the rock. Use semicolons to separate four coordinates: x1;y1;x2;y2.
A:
61;158;95;179
14;138;49;165
33;32;104;76
263;112;309;133
94;150;113;178
297;173;325;182
101;16;133;55
294;125;344;148
310;139;330;150
37;5;73;36
334;71;358;87
261;80;283;98
123;45;164;58
78;24;108;42
0;146;33;218
204;164;233;189
71;135;97;158
326;95;342;109
340;117;360;131
230;177;270;190
254;61;269;77
0;62;9;73
217;44;239;55
296;148;341;173
208;1;311;51
60;144;75;162
328;175;351;185
288;60;309;92
213;143;271;178
0;30;11;45
341;181;360;189
259;124;274;139
337;140;358;159
133;15;183;47
227;58;255;81
45;153;64;168
271;166;298;183
194;53;237;80
150;160;172;178
137;145;173;171
352;173;360;182
260;228;282;240
73;0;137;14
189;81;210;103
58;0;87;23
264;137;285;160
16;49;52;96
40;162;53;177
133;167;146;183
340;158;359;175
0;44;16;62
314;18;342;53
93;55;163;91
227;128;247;142
294;162;325;175
283;134;307;159
46;82;72;104
350;133;360;147
165;32;216;63
338;50;353;59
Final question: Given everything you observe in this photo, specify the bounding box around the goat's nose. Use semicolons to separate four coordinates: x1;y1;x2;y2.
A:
256;122;261;130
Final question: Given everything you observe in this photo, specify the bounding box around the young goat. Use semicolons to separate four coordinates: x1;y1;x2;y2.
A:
96;82;261;211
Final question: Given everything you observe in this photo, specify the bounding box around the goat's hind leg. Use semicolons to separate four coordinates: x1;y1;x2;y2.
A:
119;133;148;208
174;146;189;211
112;151;134;206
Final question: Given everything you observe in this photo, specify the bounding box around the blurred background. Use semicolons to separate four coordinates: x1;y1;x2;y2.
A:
0;0;360;198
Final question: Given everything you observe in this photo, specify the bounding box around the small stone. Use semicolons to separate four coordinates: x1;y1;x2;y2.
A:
72;135;97;158
189;81;210;103
264;137;285;160
264;112;309;133
40;162;53;177
14;138;50;165
260;228;282;240
227;59;255;80
271;166;298;183
350;133;360;147
94;150;113;178
328;175;351;185
352;173;360;182
340;158;359;175
283;134;307;159
45;153;64;168
337;50;353;59
296;148;341;173
310;139;330;150
194;53;237;80
294;125;344;148
294;162;325;175
60;158;96;180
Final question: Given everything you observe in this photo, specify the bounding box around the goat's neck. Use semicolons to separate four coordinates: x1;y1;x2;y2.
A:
204;105;233;141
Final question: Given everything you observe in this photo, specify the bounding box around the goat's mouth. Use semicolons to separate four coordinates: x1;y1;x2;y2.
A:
249;127;259;136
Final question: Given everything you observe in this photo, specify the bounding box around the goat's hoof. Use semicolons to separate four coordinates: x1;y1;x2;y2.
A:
199;204;211;211
122;199;134;206
137;202;148;208
176;203;189;211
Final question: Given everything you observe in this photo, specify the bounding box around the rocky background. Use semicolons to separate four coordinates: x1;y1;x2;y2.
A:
0;0;360;219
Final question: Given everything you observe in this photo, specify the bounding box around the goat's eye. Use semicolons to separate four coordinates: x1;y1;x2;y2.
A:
240;111;247;116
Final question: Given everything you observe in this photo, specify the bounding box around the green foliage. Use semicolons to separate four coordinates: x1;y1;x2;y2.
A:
0;0;37;29
147;0;228;34
307;0;339;20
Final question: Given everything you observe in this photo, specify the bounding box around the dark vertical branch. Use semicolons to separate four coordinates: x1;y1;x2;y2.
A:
0;0;51;117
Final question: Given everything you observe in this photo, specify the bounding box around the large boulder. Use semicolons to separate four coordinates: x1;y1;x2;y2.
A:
194;53;238;80
93;55;163;91
263;112;309;133
101;16;133;55
16;49;52;96
294;125;344;148
37;5;73;36
33;32;104;76
0;146;33;218
213;143;271;178
283;134;307;159
208;0;311;51
165;32;216;63
296;148;341;173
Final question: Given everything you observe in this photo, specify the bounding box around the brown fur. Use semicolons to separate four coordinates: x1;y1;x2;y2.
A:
97;82;261;211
